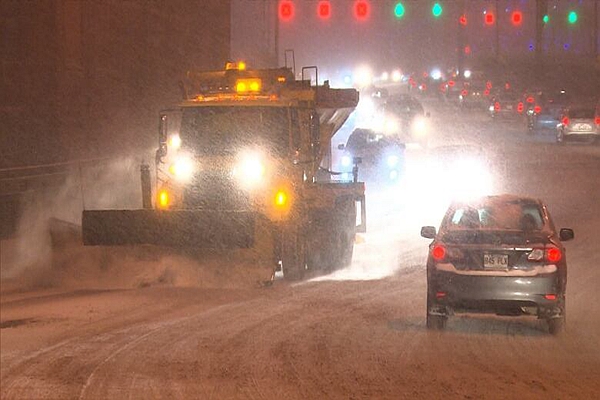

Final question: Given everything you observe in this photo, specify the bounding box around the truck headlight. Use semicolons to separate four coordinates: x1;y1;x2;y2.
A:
168;134;181;150
233;151;266;187
169;154;195;182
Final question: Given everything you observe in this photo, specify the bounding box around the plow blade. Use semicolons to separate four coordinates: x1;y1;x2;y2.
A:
82;209;257;249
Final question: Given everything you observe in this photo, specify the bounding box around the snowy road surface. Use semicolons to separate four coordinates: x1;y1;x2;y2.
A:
2;105;599;399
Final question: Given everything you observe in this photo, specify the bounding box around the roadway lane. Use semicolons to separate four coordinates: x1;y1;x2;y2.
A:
1;103;599;399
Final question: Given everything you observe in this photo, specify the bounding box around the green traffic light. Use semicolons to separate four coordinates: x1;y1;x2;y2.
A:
394;2;405;18
567;11;578;24
543;14;549;24
432;2;442;18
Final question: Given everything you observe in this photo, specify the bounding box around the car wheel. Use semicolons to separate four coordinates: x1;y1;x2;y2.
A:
548;298;566;336
426;288;447;330
426;313;447;330
548;317;565;336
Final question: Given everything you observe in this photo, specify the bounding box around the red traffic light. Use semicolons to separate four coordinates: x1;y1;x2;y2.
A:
279;0;294;21
317;1;331;19
354;0;370;20
511;10;523;25
484;13;495;25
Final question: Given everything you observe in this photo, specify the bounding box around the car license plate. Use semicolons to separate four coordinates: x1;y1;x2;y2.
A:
483;253;509;269
574;123;592;131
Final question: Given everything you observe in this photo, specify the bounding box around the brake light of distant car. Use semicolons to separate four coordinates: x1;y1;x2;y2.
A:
534;105;542;114
544;294;558;301
526;96;534;103
436;291;447;299
494;102;500;111
431;245;446;261
517;102;524;113
562;116;570;126
461;89;468;96
595;116;600;125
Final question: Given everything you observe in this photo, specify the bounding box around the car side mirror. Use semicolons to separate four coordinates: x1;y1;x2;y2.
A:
338;143;346;151
421;226;437;239
559;228;574;241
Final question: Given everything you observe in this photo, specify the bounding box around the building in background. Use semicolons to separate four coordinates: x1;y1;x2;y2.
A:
0;0;231;169
0;0;230;244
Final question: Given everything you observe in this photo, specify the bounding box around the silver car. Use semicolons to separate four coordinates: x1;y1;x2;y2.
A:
421;195;574;335
556;105;600;144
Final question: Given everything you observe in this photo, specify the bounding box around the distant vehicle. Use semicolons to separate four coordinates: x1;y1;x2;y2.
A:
381;94;431;144
522;89;570;134
556;105;600;144
459;81;489;109
489;91;522;119
338;128;406;186
421;194;574;335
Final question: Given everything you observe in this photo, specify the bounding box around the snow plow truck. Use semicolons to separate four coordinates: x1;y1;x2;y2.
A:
81;62;365;283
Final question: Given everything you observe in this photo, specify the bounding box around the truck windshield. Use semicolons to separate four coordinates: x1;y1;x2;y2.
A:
180;106;290;155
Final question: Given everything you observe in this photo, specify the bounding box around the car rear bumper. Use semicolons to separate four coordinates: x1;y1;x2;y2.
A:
563;130;599;139
429;270;563;316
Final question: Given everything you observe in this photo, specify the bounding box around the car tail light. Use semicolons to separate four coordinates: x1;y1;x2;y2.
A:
544;294;557;301
517;102;524;113
436;291;447;299
431;245;446;261
527;247;562;263
483;89;490;96
494;102;500;111
526;96;534;103
562;116;570;126
595;116;600;125
546;247;562;263
534;105;542;114
461;89;468;96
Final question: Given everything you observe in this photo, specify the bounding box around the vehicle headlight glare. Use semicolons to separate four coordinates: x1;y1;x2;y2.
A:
168;134;181;150
411;116;429;136
341;155;352;167
169;155;194;182
387;155;399;168
235;152;266;186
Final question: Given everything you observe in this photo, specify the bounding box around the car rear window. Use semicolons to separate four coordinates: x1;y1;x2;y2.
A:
569;108;595;119
447;202;544;231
